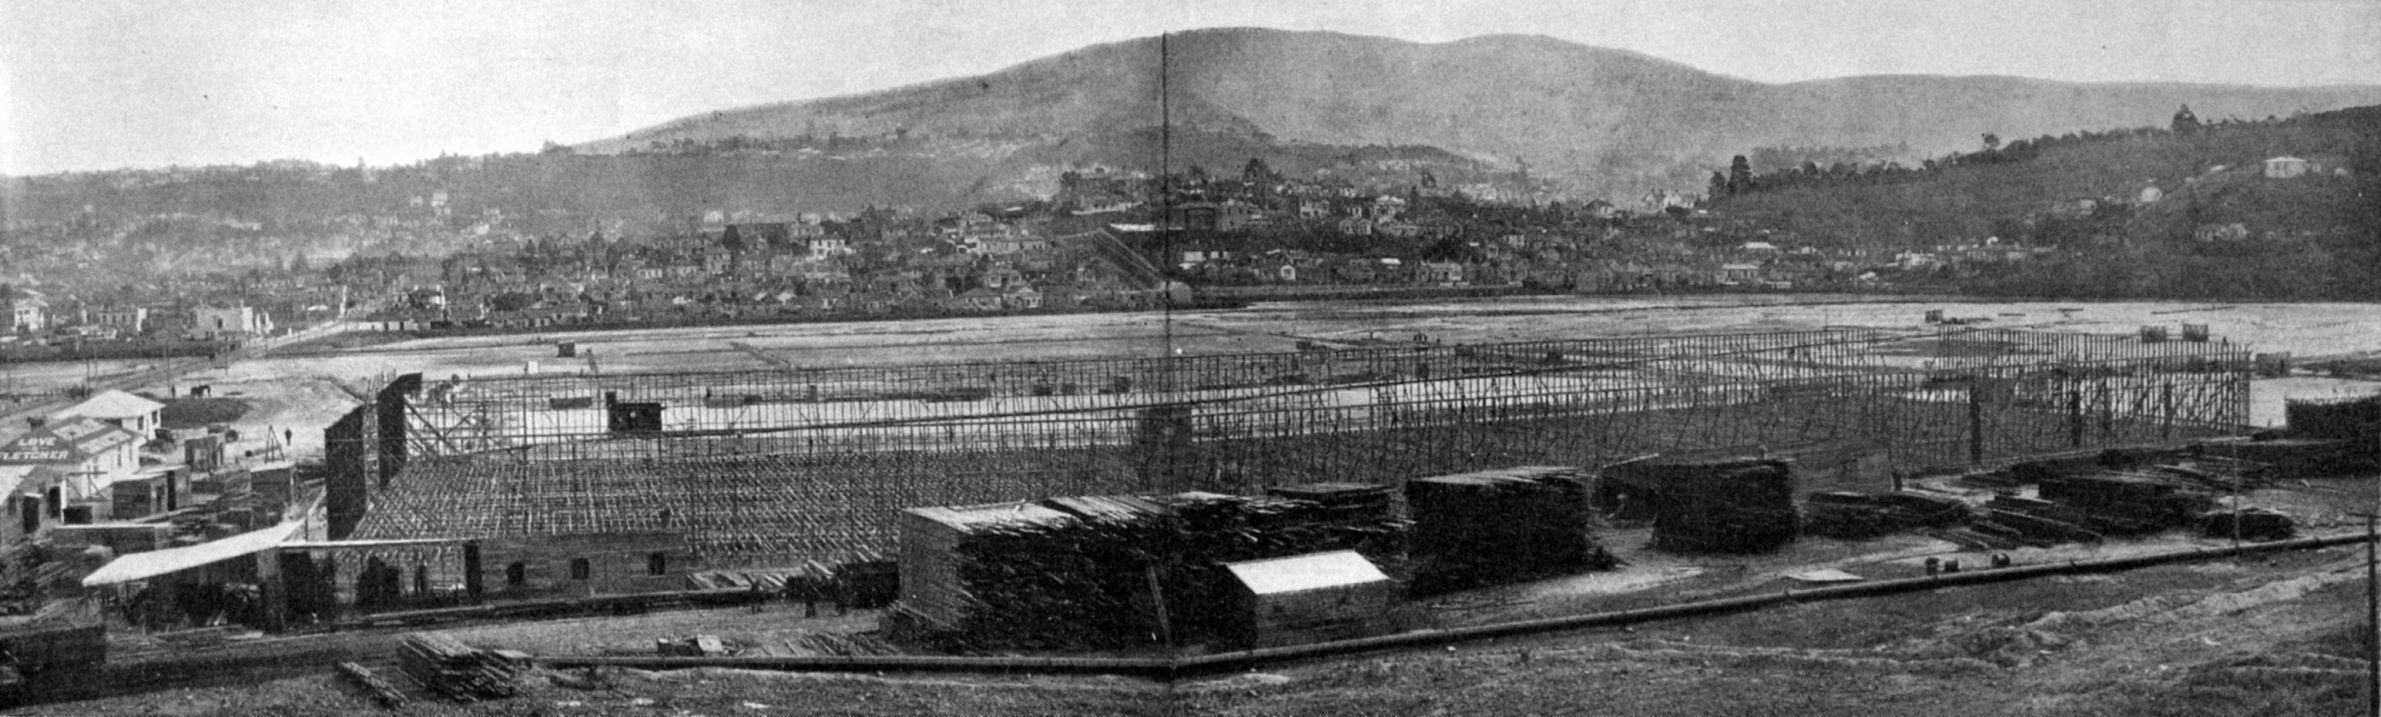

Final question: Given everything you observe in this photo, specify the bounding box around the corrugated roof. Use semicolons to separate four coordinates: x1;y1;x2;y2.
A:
81;522;303;586
57;390;164;420
1224;550;1391;596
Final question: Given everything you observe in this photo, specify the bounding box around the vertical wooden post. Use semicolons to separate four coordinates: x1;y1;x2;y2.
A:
1966;380;1985;465
256;548;286;633
2067;390;2084;448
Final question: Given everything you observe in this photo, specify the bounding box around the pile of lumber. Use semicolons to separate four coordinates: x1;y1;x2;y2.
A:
337;661;408;708
1265;483;1396;523
1159;491;1412;641
2038;472;2219;531
1803;492;1972;540
796;631;902;656
398;632;527;702
2285;395;2381;441
895;490;1413;651
897;499;1172;652
2201;508;2297;542
2215;437;2380;478
1406;466;1615;594
1612;459;1801;555
655;634;732;656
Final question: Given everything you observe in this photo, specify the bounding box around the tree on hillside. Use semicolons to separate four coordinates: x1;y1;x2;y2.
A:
1242;158;1277;184
1982;134;2001;153
1708;171;1728;200
1727;156;1753;195
2171;105;2201;134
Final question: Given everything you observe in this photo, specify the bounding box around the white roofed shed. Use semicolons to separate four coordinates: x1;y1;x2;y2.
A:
1221;550;1398;647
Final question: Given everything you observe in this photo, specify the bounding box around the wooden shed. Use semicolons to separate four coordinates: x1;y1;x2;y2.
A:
1222;550;1397;647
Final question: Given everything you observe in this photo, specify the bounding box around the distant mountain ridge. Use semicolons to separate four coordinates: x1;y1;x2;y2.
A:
581;28;2381;199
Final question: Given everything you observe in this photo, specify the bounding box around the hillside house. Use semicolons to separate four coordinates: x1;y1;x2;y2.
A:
2263;156;2308;179
1418;262;1465;286
91;306;149;334
2;289;46;334
2193;223;2253;242
1719;263;1763;284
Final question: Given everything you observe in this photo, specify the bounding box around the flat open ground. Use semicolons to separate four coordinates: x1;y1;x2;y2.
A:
5;296;2377;449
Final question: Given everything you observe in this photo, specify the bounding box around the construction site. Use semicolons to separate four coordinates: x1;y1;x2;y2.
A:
299;327;2252;598
12;316;2381;716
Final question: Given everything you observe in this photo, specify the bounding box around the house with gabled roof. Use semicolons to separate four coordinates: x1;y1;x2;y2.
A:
54;390;166;437
0;417;145;512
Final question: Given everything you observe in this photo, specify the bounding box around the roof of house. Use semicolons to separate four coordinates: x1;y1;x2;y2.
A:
1225;550;1391;596
56;390;165;421
0;417;143;466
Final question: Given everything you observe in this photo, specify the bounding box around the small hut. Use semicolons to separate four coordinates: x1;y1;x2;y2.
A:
1221;550;1397;647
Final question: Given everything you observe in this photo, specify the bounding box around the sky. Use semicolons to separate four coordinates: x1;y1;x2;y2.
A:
3;0;2376;176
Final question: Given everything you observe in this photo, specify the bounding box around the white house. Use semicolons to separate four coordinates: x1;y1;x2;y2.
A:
93;306;150;333
54;390;166;437
190;305;274;340
2264;156;2309;179
2;289;46;334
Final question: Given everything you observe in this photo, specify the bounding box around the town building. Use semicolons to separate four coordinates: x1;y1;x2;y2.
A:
2263;156;2308;179
190;305;275;340
53;390;167;437
3;289;47;334
0;417;146;521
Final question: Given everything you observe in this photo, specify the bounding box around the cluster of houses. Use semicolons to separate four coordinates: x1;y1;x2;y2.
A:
351;210;1181;331
2;286;287;345
0;390;281;545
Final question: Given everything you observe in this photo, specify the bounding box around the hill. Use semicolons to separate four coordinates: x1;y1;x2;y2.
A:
1705;105;2381;299
584;28;2381;198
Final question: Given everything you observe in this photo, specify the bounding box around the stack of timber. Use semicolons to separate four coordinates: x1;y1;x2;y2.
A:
1610;459;1801;554
1405;467;1615;594
796;631;903;656
398;632;527;701
895;491;1412;651
2208;437;2379;477
833;551;900;608
1802;492;1972;540
1265;483;1396;523
2038;472;2221;532
337;661;409;708
895;499;1171;652
2285;395;2381;441
1158;491;1411;642
1977;495;2111;545
2201;508;2298;541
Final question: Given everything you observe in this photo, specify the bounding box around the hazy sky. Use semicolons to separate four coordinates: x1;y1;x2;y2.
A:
3;0;2375;175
